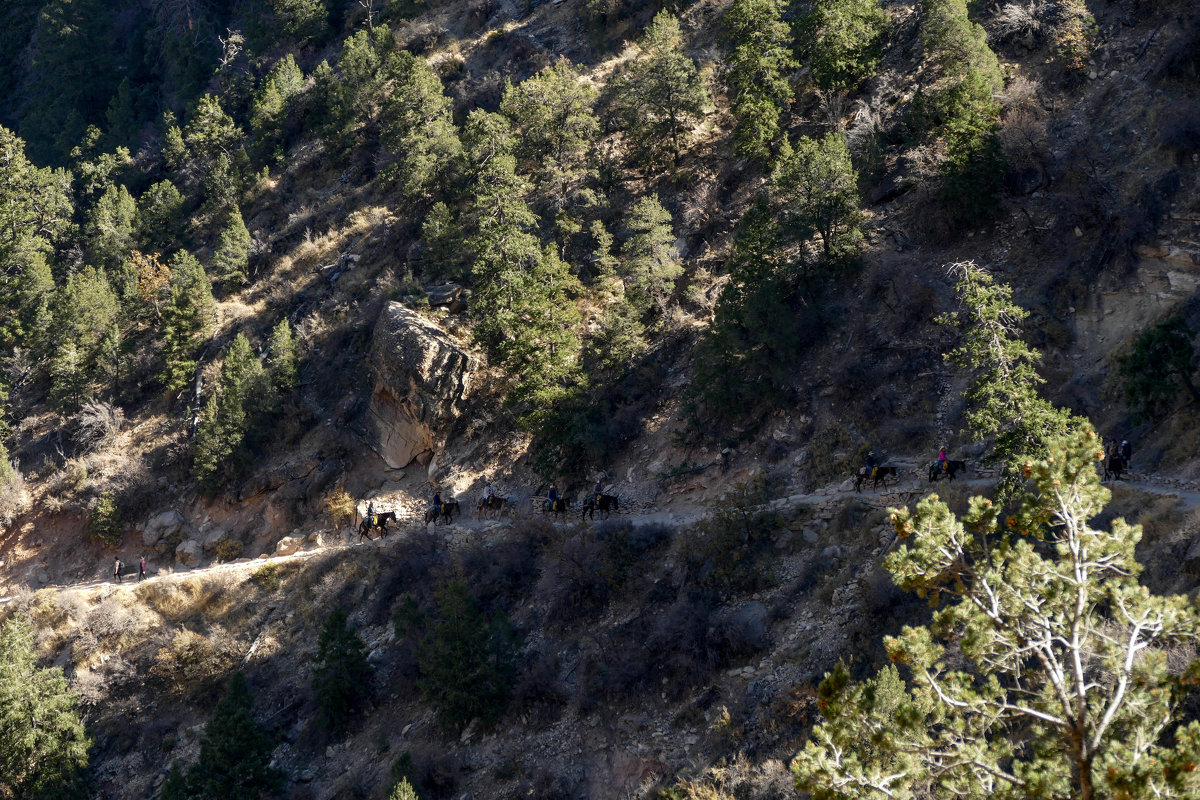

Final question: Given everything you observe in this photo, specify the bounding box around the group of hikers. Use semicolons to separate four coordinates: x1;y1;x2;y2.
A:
112;554;147;583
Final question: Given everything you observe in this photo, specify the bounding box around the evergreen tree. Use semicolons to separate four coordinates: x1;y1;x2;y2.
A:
160;111;188;172
188;672;283;799
1119;316;1200;422
723;0;797;163
796;0;889;93
585;220;644;374
464;110;583;409
85;182;138;271
417;580;519;728
620;195;682;315
921;0;1003;89
3;252;54;349
697;197;797;419
272;0;330;43
389;777;420;800
0;126;72;288
88;491;122;546
249;55;306;146
161;251;217;395
312;607;372;731
419;202;464;280
104;77;139;149
937;68;1005;224
137;180;187;253
380;52;462;206
940;261;1083;499
47;266;120;411
192;334;265;492
0;615;90;800
793;429;1200;800
265;319;297;394
770;133;862;260
614;11;711;168
183;95;245;170
211;206;253;288
500;61;599;208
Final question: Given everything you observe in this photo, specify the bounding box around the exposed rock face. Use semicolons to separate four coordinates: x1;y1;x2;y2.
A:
366;302;472;470
141;510;185;548
175;539;202;566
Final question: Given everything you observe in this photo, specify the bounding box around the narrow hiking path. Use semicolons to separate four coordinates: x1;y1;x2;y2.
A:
6;462;1200;606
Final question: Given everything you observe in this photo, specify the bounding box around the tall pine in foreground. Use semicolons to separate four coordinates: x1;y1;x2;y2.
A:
940;261;1083;499
160;251;216;395
192;333;266;492
312;607;372;731
723;0;796;163
0;615;90;800
793;429;1200;800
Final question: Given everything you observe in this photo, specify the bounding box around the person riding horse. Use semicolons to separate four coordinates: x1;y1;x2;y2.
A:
432;491;443;518
366;500;376;527
938;446;947;474
865;452;877;480
546;484;560;512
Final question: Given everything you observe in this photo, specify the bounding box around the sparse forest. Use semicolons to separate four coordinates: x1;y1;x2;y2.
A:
1;0;1199;797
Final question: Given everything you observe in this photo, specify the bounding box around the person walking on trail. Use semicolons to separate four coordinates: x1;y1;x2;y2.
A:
113;556;123;584
138;555;147;581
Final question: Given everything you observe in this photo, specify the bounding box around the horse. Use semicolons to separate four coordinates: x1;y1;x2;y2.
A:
477;495;508;519
928;460;967;483
543;497;570;520
582;494;619;520
855;466;898;492
1103;454;1127;481
424;500;459;526
358;510;396;541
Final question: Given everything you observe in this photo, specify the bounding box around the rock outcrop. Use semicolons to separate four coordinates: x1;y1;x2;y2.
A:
365;303;472;470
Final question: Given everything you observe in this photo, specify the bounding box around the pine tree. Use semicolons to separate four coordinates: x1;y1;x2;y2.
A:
137;180;187;253
265;319;297;394
312;607;372;731
160;251;216;395
1119;316;1200;421
417;580;519;728
940;261;1083;499
250;54;306;145
796;0;890;93
104;76;139;148
272;0;329;43
389;777;420;800
47;266;120;412
419;202;464;280
794;429;1200;800
770;133;862;260
620;195;682;315
211;206;253;288
585;220;644;374
380;52;461;206
85;182;138;271
723;0;797;163
614;11;711;168
187;672;283;799
88;491;122;546
500;61;599;208
192;334;265;492
0;615;90;800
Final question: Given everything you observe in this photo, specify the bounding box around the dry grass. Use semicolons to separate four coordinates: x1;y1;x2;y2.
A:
148;626;241;693
135;573;241;623
664;755;794;800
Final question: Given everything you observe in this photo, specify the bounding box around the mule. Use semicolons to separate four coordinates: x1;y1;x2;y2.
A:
928;460;967;483
855;466;898;492
1103;454;1127;481
359;510;396;541
581;494;619;520
477;495;508;519
424;500;459;526
543;497;570;520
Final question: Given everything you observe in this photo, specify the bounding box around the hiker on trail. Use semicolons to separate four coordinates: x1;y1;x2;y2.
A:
139;555;147;581
113;556;123;584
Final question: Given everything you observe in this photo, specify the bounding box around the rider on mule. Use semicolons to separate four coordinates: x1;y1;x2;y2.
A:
546;484;559;512
432;490;443;517
366;500;376;527
865;452;877;480
938;446;947;474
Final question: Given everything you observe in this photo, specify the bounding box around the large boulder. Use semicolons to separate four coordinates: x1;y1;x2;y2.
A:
365;302;473;470
141;509;185;548
175;539;202;566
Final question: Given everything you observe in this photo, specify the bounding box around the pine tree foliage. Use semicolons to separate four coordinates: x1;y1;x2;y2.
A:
620;195;682;315
85;182;138;270
211;206;253;287
389;777;420;800
47;266;120;411
770;133;862;259
265;318;298;394
272;0;329;42
500;61;599;207
723;0;796;162
417;580;519;728
1118;316;1200;422
0;615;90;800
174;672;284;799
940;261;1083;499
585;219;645;374
419;202;464;280
796;0;890;93
312;607;372;731
615;11;711;168
160;251;216;394
793;429;1200;800
380;52;461;205
87;491;122;546
137;179;187;253
192;333;265;492
0;126;72;283
250;54;306;143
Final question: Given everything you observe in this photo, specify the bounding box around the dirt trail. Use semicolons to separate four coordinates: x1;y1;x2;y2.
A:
6;466;1200;606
